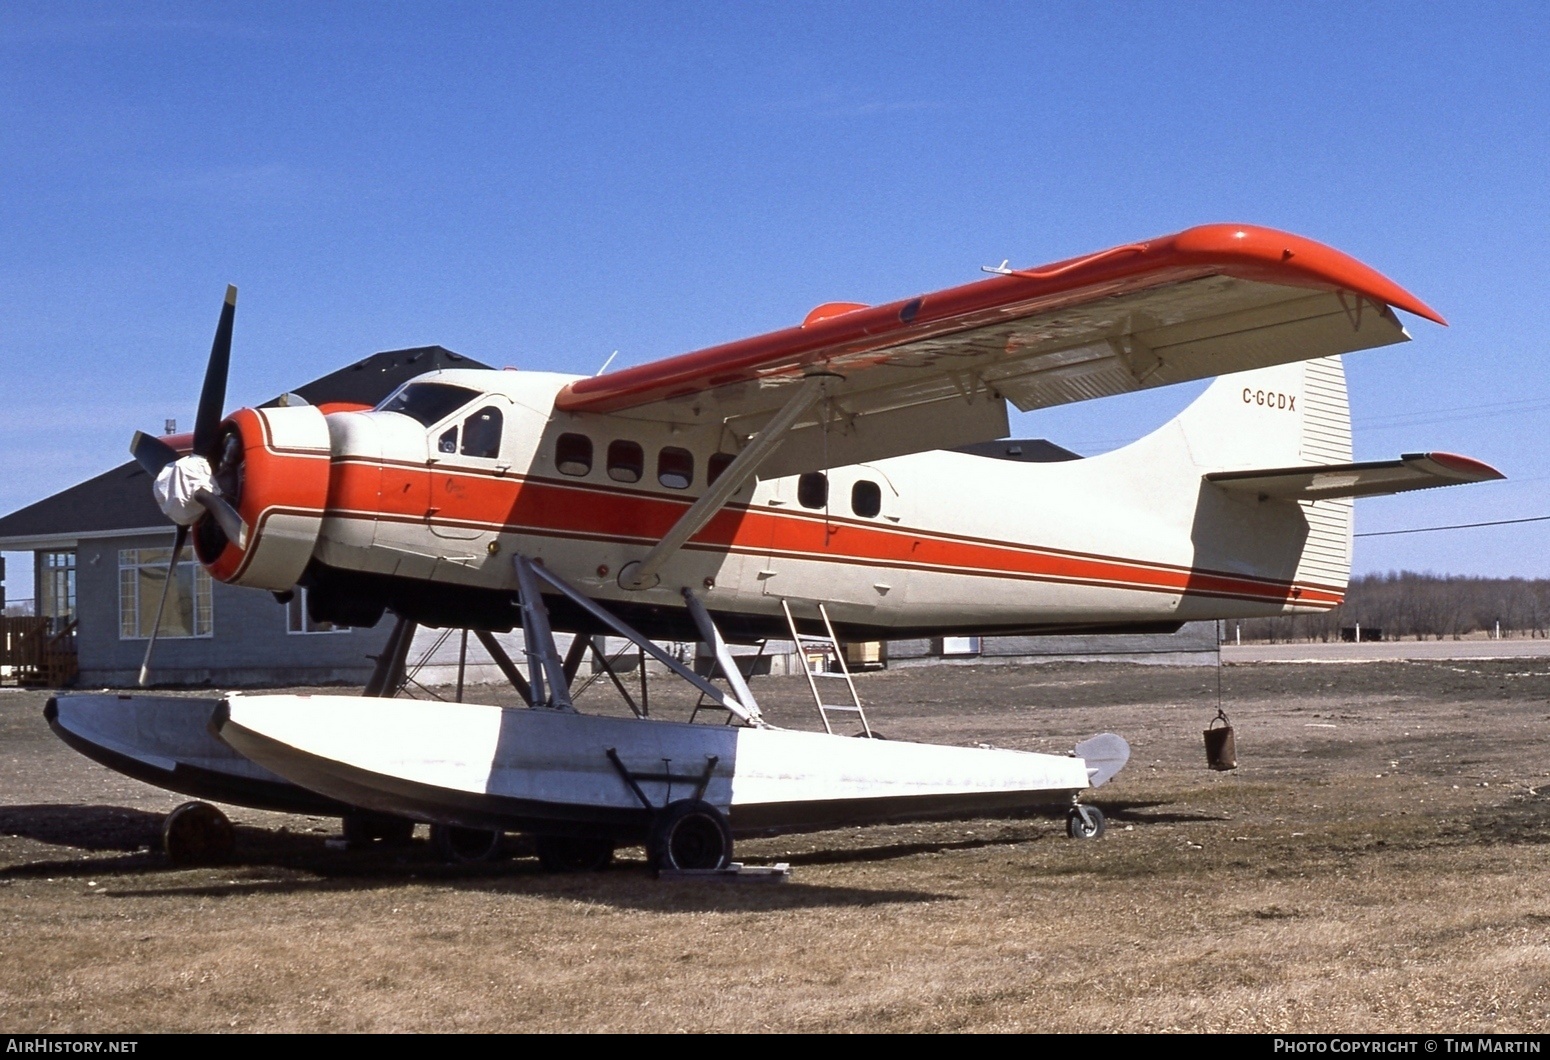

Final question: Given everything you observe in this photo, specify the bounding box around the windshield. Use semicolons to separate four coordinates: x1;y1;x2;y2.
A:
376;383;480;427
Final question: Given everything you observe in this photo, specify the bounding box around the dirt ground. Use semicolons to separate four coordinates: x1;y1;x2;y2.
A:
1;658;1548;1033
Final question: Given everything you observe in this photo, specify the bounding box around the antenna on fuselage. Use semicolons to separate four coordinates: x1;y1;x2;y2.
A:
595;350;618;377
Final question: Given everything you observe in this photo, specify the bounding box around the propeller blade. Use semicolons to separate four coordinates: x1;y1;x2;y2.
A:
192;284;237;461
129;431;180;478
193;488;248;550
138;523;191;687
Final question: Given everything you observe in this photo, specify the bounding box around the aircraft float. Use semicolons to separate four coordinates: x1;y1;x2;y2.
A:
47;223;1501;871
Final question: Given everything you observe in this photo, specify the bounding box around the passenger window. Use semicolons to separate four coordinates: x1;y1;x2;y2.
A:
658;447;693;490
852;480;881;518
707;452;736;486
798;471;828;509
437;427;458;454
607;440;644;483
461;407;502;459
555;433;593;476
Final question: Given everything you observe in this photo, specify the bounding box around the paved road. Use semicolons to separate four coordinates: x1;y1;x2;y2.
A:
1222;638;1550;663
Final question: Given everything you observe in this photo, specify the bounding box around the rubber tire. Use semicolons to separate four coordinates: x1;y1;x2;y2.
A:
429;823;504;863
163;801;236;866
342;812;416;848
534;835;615;873
1066;805;1106;840
649;799;733;872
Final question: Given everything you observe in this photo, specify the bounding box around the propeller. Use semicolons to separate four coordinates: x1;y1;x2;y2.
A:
132;285;248;686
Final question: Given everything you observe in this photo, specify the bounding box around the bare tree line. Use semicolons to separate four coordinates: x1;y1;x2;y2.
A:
1233;572;1550;643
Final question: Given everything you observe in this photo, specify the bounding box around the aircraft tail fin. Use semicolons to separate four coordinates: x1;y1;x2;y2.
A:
1109;356;1356;603
1172;354;1353;473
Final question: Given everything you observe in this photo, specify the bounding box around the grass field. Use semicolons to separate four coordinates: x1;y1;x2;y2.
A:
1;659;1547;1032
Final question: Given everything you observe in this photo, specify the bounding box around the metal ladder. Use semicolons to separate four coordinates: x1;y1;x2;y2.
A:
780;599;873;737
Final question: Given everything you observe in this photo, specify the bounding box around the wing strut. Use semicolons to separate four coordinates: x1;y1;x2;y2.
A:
519;555;766;726
682;587;760;719
619;374;828;591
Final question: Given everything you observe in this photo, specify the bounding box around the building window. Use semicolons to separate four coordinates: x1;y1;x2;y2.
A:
118;547;213;640
607;440;644;483
37;551;76;632
555;433;593;476
658;447;693;490
286;588;346;634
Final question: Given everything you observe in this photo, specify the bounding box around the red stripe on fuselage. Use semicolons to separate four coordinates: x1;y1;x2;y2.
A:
321;458;1344;608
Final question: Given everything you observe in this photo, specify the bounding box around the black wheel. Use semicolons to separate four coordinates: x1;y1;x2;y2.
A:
1066;805;1106;840
429;823;504;863
342;811;416;848
648;799;733;872
164;801;236;866
534;835;615;873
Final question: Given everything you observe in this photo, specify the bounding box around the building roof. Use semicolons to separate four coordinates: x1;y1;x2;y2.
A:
0;346;489;548
281;345;486;409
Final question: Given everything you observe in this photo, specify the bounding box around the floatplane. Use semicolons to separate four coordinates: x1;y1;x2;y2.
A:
48;224;1501;871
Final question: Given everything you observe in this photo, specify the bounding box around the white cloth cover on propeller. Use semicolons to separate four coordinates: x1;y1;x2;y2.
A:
153;455;215;526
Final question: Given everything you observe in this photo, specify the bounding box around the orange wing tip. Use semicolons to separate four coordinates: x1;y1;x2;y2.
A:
1410;452;1506;481
1165;224;1446;326
224;284;238;306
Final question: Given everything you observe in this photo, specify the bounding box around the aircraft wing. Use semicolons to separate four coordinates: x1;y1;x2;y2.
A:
1206;452;1503;501
555;224;1444;477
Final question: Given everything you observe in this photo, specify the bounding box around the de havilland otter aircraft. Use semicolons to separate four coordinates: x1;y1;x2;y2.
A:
48;223;1502;871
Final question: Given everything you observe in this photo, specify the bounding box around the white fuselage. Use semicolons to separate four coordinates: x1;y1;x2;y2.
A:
304;364;1348;635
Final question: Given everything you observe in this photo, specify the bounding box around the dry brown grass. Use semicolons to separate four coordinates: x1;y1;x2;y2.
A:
1;659;1548;1031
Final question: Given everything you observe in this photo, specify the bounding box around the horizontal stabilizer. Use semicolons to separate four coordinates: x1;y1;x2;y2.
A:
1074;733;1130;789
1206;452;1503;501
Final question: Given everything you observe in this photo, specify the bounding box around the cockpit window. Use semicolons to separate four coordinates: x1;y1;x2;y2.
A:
461;407;503;459
377;383;480;427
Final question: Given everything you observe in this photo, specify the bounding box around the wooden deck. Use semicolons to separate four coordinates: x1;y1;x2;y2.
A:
0;617;77;688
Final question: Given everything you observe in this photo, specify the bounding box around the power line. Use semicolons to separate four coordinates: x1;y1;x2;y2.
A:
1356;514;1550;538
1354;395;1550;431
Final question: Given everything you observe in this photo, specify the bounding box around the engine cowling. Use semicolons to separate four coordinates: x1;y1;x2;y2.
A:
193;405;332;590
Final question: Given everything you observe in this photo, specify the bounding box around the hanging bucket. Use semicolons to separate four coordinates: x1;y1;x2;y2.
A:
1204;709;1237;771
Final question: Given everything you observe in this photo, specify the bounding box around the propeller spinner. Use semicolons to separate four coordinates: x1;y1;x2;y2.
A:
130;285;250;686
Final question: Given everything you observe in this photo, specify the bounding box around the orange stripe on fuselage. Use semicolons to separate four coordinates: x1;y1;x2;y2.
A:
322;459;1343;608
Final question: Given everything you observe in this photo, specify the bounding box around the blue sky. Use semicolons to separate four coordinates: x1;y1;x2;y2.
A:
3;2;1547;599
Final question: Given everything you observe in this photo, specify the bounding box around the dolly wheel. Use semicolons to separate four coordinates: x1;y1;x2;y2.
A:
1066;805;1106;840
534;835;615;873
164;801;236;866
429;824;504;863
649;799;733;872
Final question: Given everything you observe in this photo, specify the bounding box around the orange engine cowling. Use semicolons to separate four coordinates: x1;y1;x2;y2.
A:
192;405;332;590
